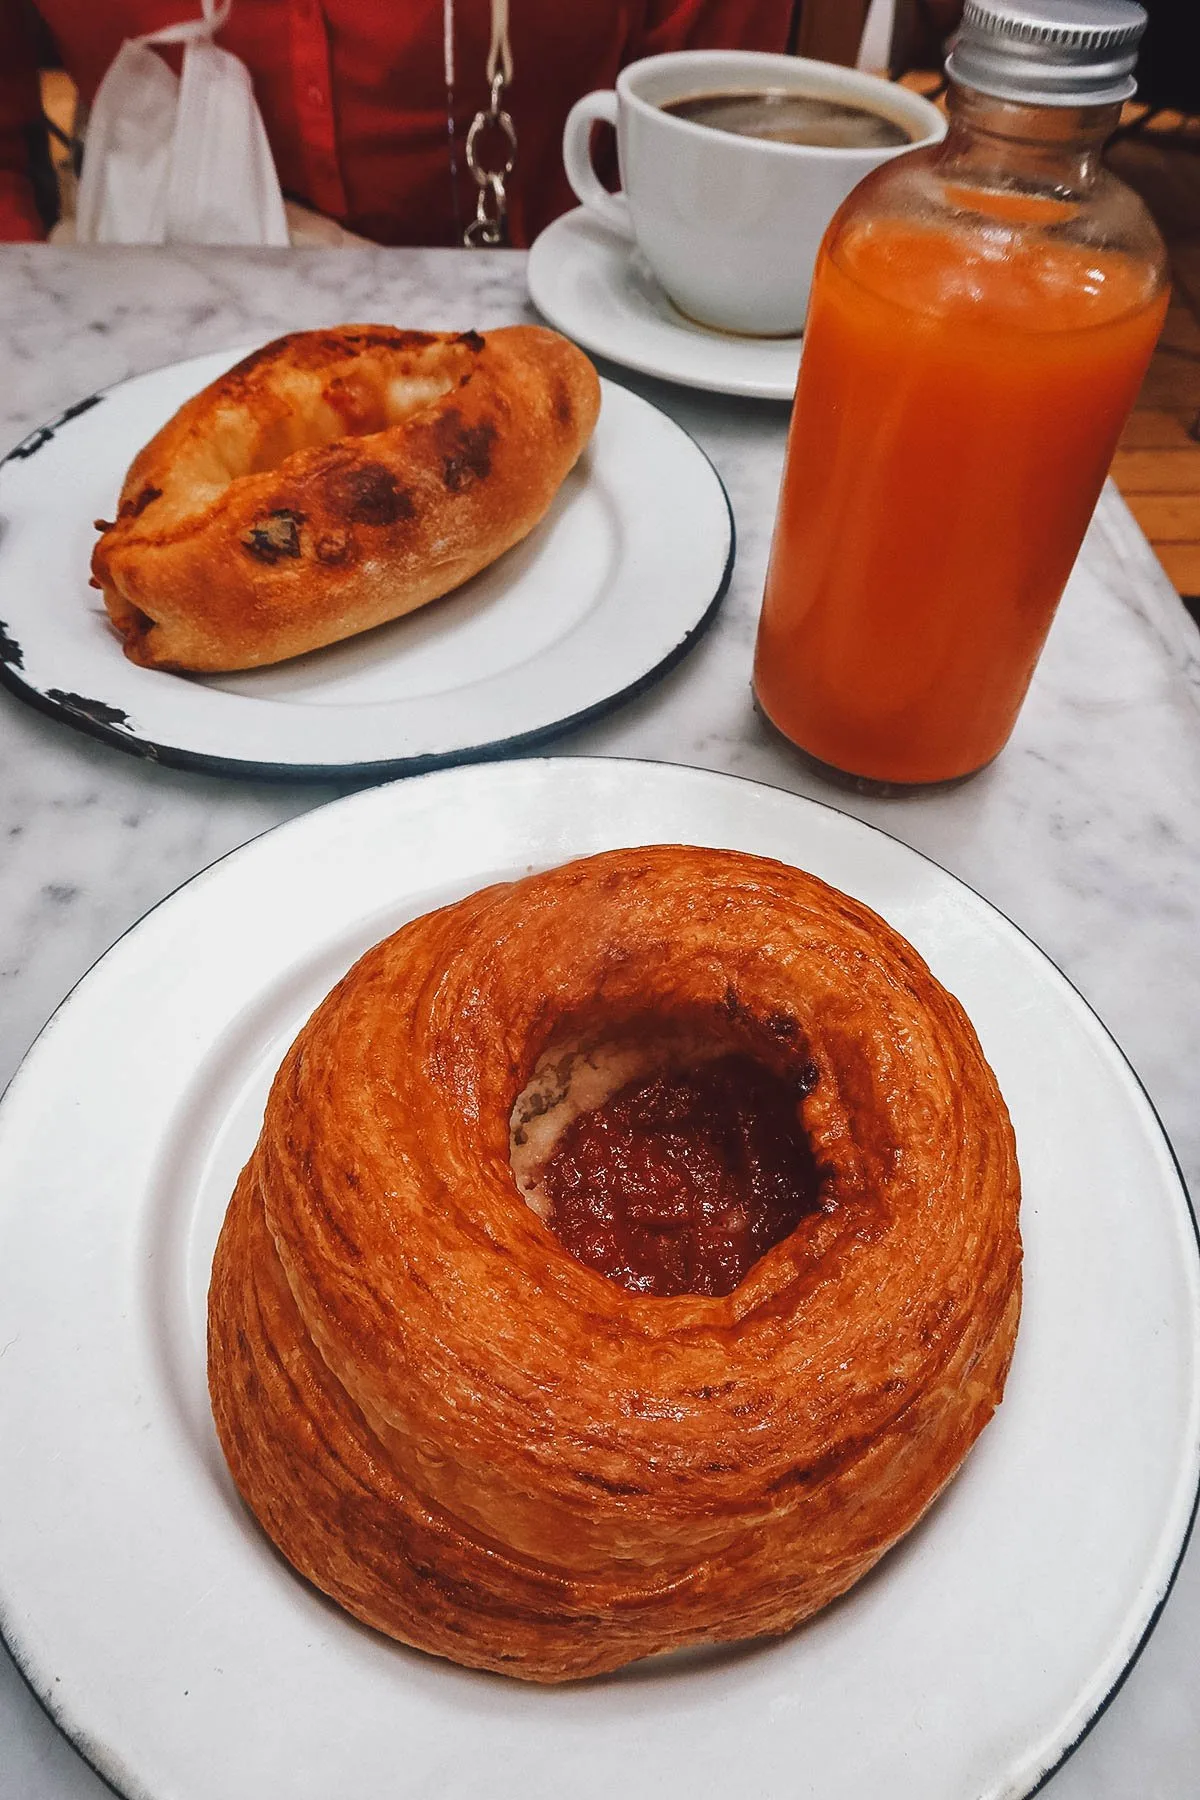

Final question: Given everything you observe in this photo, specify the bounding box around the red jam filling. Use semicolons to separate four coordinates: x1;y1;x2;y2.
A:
540;1053;821;1298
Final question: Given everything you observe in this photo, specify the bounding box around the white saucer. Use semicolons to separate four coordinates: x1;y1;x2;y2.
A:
528;208;802;401
0;349;733;778
0;757;1197;1800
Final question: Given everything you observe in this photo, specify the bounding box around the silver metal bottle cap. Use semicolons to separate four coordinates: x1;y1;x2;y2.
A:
946;0;1147;107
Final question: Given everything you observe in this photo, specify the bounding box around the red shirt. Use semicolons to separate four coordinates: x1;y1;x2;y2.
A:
1;1;793;245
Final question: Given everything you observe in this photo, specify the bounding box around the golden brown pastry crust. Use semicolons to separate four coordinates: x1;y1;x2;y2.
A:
207;845;1021;1682
91;325;600;672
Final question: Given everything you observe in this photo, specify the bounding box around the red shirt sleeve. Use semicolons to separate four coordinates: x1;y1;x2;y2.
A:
0;2;50;240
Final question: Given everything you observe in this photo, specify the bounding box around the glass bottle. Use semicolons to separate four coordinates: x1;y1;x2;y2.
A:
754;0;1169;789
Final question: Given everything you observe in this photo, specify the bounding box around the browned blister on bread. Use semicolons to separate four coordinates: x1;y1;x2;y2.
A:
91;325;601;671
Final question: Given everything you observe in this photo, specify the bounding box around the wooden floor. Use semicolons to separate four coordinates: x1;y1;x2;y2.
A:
1106;116;1200;612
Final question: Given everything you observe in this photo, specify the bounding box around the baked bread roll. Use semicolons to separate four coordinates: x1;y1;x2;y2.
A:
208;845;1021;1683
91;325;600;672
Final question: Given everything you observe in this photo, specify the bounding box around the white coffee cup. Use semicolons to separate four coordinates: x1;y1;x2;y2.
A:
563;50;945;337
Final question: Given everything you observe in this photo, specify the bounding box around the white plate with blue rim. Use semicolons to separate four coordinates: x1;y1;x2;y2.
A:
0;756;1196;1800
0;348;733;778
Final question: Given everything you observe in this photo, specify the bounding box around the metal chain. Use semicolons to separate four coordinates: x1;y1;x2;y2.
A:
464;67;516;246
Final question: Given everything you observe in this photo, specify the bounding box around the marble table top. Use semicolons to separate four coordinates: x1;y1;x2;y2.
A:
1;245;1198;1800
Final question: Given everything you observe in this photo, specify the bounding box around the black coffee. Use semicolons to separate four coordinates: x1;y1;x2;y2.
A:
662;89;913;150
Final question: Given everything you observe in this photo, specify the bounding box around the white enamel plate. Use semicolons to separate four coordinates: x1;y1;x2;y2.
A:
0;352;733;777
0;759;1197;1800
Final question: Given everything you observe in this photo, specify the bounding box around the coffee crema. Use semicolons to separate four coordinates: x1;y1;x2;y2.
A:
661;89;913;150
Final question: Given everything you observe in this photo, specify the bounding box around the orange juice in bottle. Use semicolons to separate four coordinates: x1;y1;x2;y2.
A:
754;0;1168;788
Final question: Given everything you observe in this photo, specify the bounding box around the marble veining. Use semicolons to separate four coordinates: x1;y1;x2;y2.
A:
1;245;1199;1800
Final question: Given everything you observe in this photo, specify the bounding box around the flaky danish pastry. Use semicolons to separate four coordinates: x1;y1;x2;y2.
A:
208;845;1021;1683
91;324;600;671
